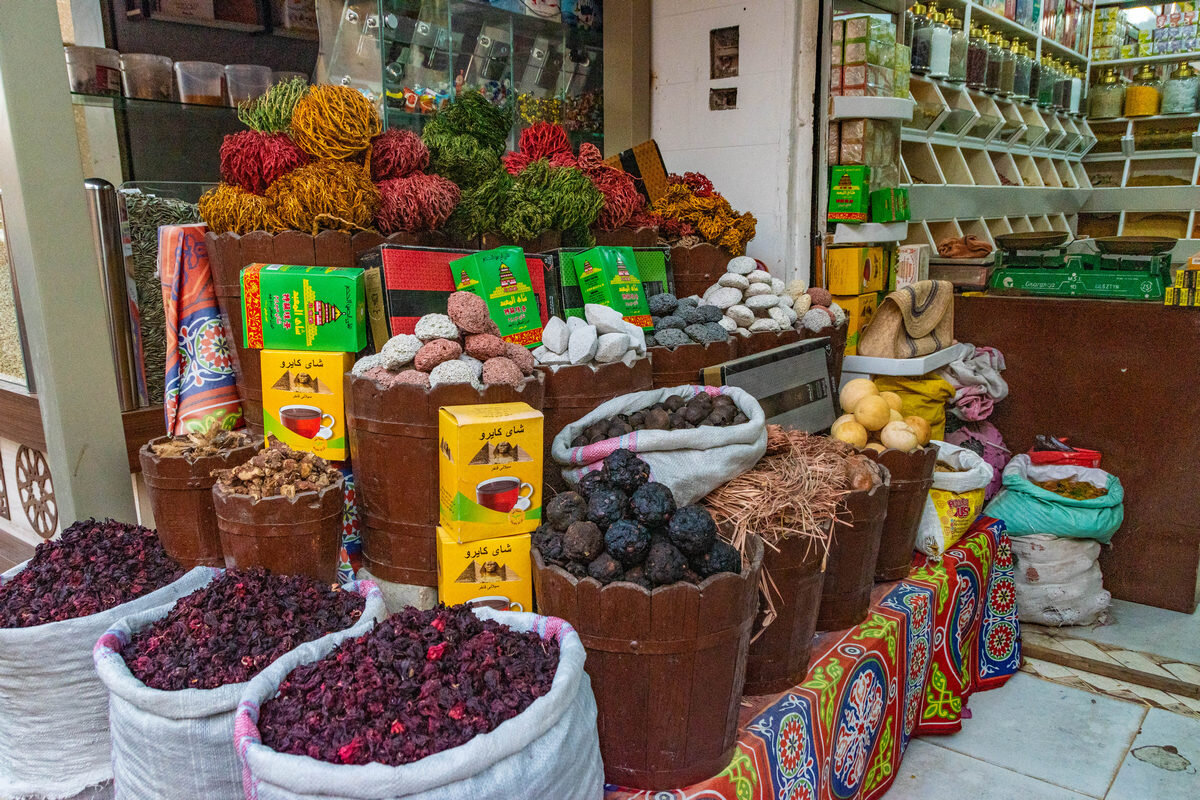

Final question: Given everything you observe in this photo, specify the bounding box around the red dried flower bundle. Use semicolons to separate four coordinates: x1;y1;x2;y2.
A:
370;129;431;182
374;173;461;234
219;131;310;196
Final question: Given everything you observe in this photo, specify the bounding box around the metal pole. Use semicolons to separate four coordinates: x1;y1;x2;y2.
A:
0;0;136;524
84;179;138;412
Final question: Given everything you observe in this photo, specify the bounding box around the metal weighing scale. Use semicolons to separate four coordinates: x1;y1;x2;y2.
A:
989;233;1172;301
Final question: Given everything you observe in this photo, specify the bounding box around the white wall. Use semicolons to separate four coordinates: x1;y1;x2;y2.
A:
651;0;819;283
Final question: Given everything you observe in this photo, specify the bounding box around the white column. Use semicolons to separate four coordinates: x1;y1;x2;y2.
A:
0;0;136;523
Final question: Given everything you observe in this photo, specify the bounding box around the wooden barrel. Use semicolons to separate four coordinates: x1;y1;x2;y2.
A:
481;230;561;252
669;242;732;300
205;229;421;434
538;360;654;492
212;478;344;582
533;536;764;790
138;437;258;569
346;373;544;587
817;471;891;631
744;521;830;696
738;328;802;358
649;341;738;389
868;446;938;581
593;227;661;247
811;323;849;386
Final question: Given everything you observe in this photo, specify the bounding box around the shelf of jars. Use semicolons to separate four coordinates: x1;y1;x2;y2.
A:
931;0;1092;63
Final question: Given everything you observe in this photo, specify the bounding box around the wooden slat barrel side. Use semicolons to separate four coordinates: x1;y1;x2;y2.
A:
534;535;762;790
347;374;544;586
738;328;803;358
669;243;731;300
649;341;739;390
868;446;938;581
744;521;830;696
818;472;891;631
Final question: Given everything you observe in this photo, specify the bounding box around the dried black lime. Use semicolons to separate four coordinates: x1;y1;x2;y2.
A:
629;482;676;528
576;471;612;500
545;492;587;531
587;552;623;584
692;540;742;578
586;487;628;529
645;539;687;586
668;505;718;556
604;519;651;566
601;450;651;493
562;521;604;563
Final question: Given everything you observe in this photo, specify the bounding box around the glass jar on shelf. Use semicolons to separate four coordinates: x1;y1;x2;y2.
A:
966;23;989;89
1088;67;1124;119
1028;46;1040;103
946;12;967;82
1037;57;1056;107
904;1;918;48
997;36;1015;97
1053;59;1071;110
1068;66;1083;115
1162;61;1200;115
910;1;931;73
1125;64;1161;117
927;4;951;79
1012;40;1031;100
985;28;1003;93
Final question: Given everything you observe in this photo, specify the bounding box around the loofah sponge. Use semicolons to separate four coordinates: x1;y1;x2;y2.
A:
197;183;272;234
264;160;379;234
289;84;381;161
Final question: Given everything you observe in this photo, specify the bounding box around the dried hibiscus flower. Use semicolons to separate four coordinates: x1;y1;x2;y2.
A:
0;519;184;628
125;567;365;690
258;605;559;766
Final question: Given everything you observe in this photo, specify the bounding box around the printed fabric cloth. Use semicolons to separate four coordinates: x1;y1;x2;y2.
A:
160;224;243;434
937;344;1009;422
605;517;1021;800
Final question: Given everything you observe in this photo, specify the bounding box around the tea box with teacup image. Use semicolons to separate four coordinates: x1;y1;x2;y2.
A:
438;402;543;542
261;349;354;459
436;527;532;613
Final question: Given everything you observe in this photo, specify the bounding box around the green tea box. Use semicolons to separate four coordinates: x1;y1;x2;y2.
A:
570;246;653;329
451;246;544;347
828;165;871;223
241;264;366;352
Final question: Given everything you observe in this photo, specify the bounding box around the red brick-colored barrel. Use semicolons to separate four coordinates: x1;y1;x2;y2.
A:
538;360;653;492
533;536;763;790
812;323;848;384
593;227;661;247
138;436;258;569
817;471;891;630
205;229;422;435
738;328;803;359
669;242;732;300
346;374;544;587
744;521;830;695
649;341;738;389
868;446;938;581
212;478;344;582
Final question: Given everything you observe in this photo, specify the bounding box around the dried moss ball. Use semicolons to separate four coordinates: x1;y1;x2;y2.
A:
645;539;687;586
576;471;612;500
668;505;718;556
264;160;380;234
692;540;742;578
289;84;381;161
604;519;651;566
197;183;272;235
586;487;628;529
374;174;459;234
587;552;624;584
545;491;587;531
369;128;430;181
219;130;310;195
629;482;677;528
602;449;651;494
563;521;604;563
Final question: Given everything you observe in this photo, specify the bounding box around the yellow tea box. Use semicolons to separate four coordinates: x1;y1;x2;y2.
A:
438;402;543;542
436;527;532;612
261;349;353;460
834;292;879;355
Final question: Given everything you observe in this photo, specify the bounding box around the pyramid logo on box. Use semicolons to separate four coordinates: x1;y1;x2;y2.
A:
456;268;479;290
609;252;640;286
487;261;532;299
306;299;342;329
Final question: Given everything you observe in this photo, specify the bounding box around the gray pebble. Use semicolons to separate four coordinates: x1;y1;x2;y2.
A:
652;328;691;348
676;296;699;310
648;293;679;316
685;323;728;343
645;333;658;348
695;305;724;324
656;315;686;330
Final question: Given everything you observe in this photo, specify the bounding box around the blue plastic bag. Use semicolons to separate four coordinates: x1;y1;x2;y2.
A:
983;455;1123;544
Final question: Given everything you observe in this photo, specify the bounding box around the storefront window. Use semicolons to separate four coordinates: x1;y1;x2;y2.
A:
0;197;29;388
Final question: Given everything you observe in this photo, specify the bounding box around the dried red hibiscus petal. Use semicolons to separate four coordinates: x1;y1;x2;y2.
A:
258;605;559;767
0;518;184;628
124;567;365;691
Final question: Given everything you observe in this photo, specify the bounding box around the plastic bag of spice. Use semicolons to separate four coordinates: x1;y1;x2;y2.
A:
0;563;214;799
983;455;1124;543
916;440;994;559
233;607;603;800
92;577;385;800
551;385;767;506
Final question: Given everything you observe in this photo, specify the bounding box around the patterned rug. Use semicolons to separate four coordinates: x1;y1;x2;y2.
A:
605;517;1020;800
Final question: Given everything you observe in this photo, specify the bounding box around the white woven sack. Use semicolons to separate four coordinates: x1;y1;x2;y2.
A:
0;564;216;800
551;385;767;505
93;579;386;800
1011;534;1111;627
916;440;994;559
235;608;603;800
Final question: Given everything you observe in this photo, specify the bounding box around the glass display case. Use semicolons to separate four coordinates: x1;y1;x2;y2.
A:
319;1;603;149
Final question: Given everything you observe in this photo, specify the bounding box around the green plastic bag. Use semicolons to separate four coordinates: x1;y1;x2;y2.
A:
983;455;1124;544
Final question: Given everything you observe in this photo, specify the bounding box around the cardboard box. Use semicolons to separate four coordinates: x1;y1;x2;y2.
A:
869;187;910;223
826;245;885;294
452;246;545;347
569;246;653;329
438;402;543;542
896;244;930;290
156;0;216;20
545;247;670;320
436;528;533;612
242;264;366;352
828;166;870;223
261;349;354;460
834;292;879;355
603;139;669;204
